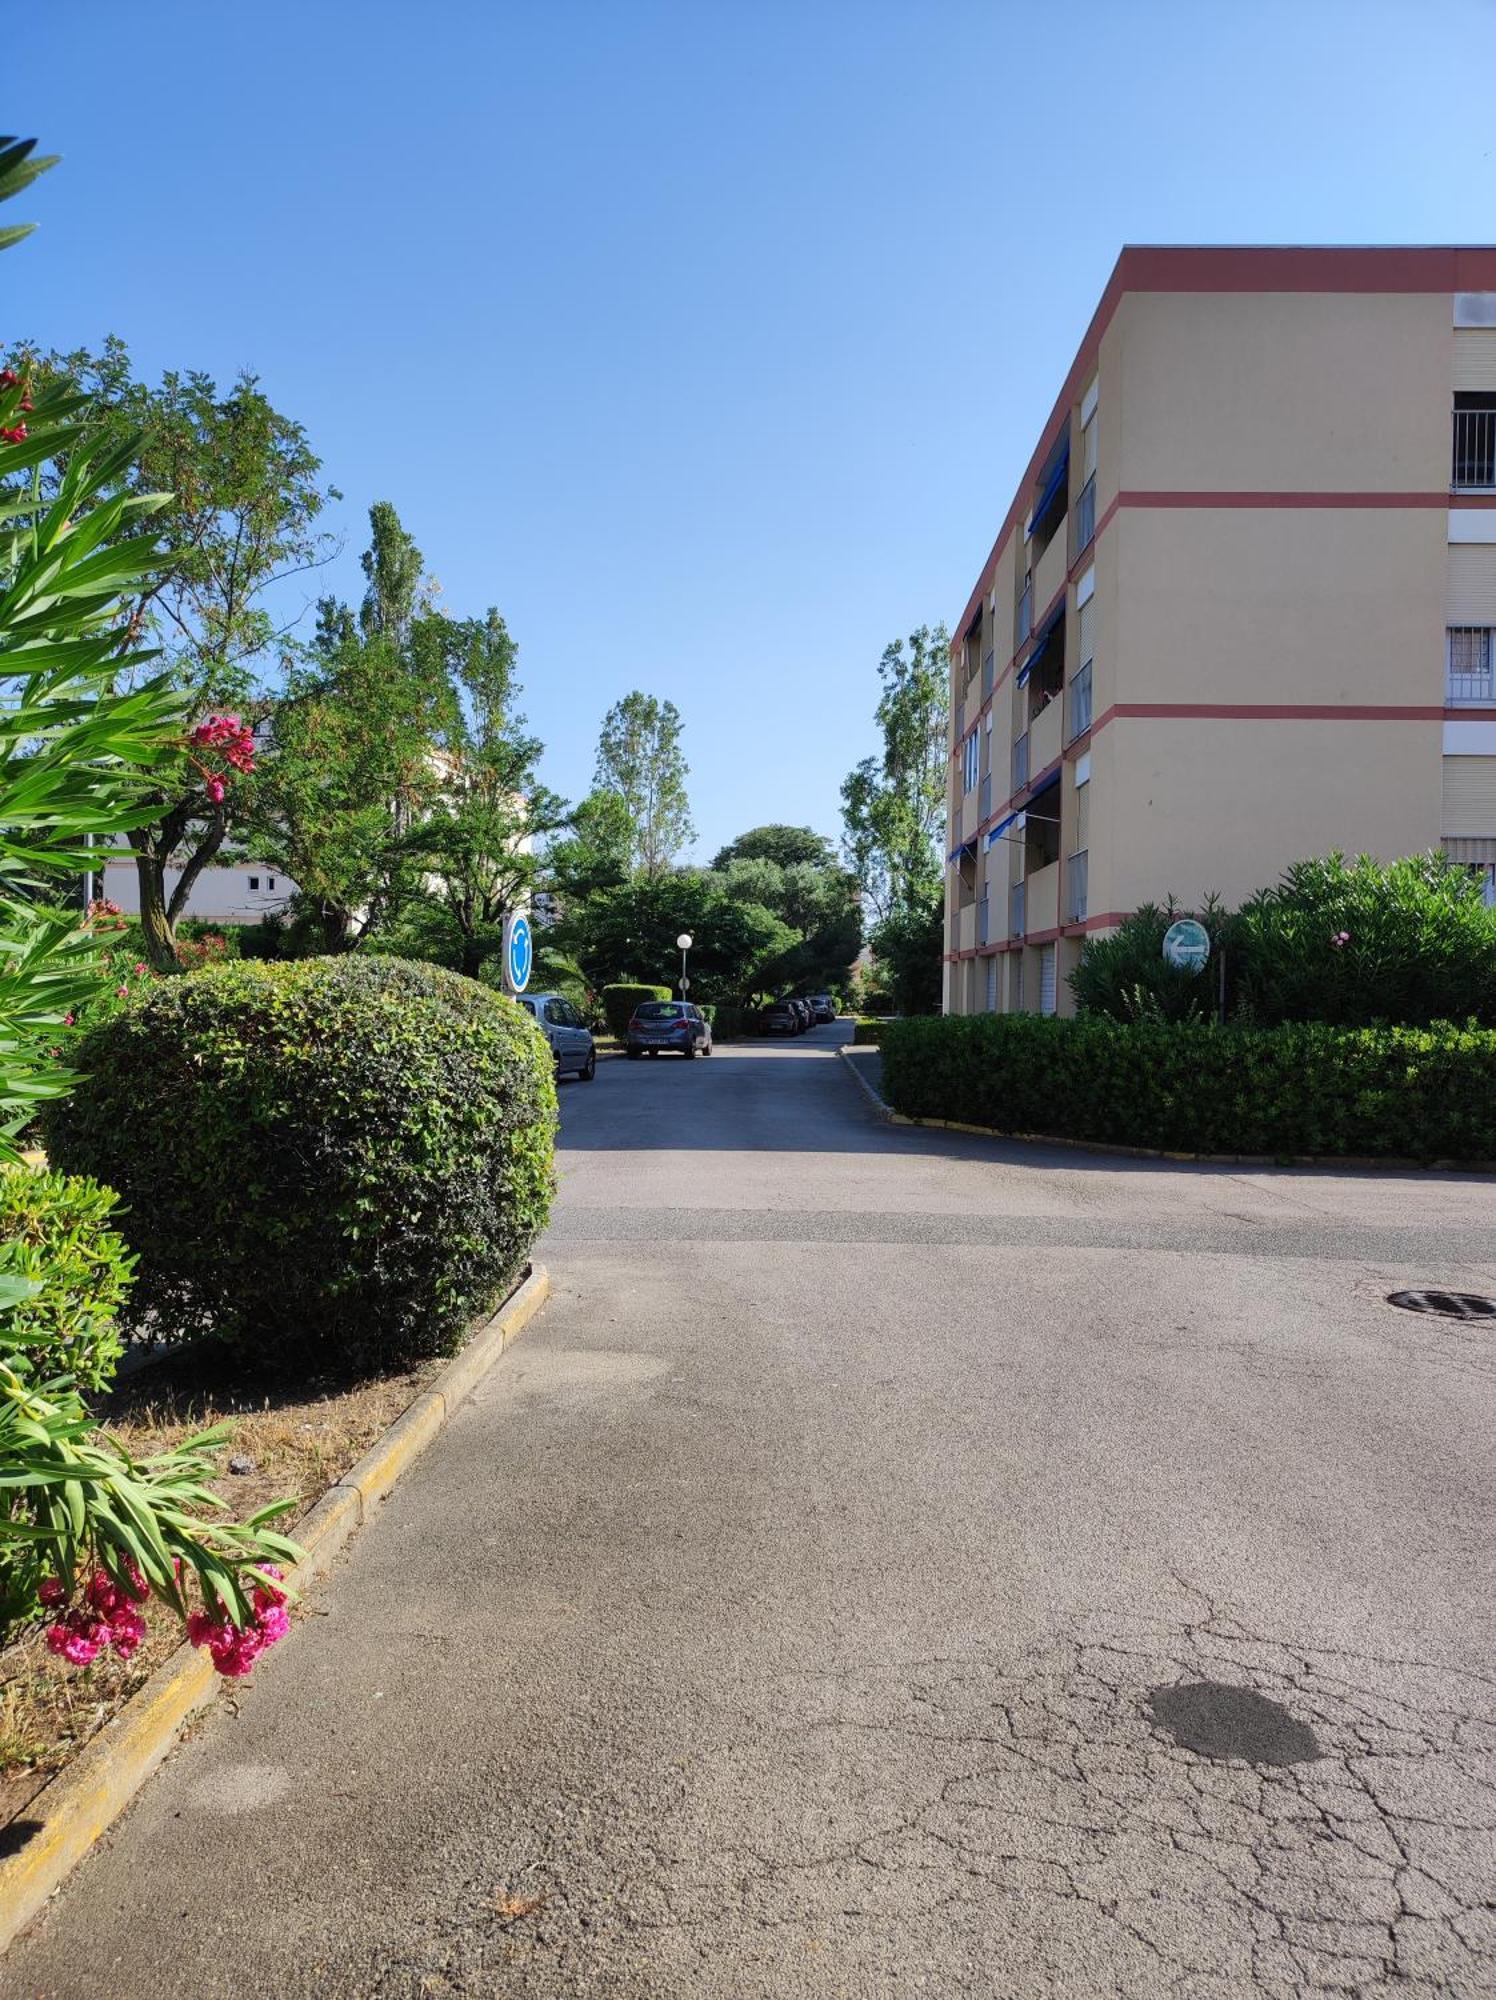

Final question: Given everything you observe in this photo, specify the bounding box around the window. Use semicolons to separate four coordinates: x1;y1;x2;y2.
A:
267;876;276;890
985;957;998;1011
1453;393;1496;489
1039;943;1058;1016
1448;627;1495;703
961;728;979;795
248;875;259;891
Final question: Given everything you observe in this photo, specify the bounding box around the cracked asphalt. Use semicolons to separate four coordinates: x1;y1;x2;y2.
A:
6;1024;1496;1999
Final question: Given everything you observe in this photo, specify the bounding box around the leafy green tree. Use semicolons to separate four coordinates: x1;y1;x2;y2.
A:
840;625;949;922
557;871;793;1004
544;788;632;908
3;336;337;968
249;503;455;950
594;691;694;875
710;854;861;995
401;609;564;978
711;823;835;872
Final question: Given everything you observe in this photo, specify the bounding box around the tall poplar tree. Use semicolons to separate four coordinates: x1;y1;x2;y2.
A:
593;692;694;876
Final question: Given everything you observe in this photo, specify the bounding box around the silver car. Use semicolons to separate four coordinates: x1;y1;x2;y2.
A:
517;992;597;1081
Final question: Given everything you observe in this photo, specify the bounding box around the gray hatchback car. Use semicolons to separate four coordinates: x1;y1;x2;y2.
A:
517;992;597;1080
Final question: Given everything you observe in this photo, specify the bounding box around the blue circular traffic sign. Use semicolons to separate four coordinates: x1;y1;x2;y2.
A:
506;913;533;993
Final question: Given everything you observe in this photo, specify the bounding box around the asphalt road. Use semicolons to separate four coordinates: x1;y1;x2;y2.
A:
6;1026;1496;1999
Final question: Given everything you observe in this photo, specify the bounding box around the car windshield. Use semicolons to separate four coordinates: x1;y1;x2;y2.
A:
635;1003;684;1020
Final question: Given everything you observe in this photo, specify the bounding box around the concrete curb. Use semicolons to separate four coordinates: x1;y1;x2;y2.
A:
837;1048;1494;1173
0;1263;551;1955
836;1045;892;1121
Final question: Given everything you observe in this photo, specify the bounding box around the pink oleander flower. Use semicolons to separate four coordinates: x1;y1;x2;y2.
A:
107;1606;147;1660
133;961;147;977
62;1012;75;1028
1331;931;1351;948
46;1609;109;1666
37;1576;66;1608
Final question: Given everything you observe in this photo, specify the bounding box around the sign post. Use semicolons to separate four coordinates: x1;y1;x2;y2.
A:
502;912;533;995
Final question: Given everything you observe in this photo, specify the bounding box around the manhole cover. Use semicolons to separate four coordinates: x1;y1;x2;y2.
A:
1386;1289;1496;1320
1148;1681;1320;1766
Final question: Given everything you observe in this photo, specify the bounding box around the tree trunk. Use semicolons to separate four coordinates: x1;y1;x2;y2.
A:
460;934;485;980
133;843;181;972
320;904;354;953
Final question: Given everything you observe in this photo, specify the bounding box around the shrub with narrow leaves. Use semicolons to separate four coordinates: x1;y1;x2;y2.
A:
0;1166;135;1389
44;957;557;1372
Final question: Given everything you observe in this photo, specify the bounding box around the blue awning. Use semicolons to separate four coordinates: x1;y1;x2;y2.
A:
1025;448;1069;539
1028;764;1061;802
1016;599;1064;687
984;810;1020;849
946;833;979;863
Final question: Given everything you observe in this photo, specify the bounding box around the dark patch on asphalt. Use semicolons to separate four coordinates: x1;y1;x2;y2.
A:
1147;1679;1321;1766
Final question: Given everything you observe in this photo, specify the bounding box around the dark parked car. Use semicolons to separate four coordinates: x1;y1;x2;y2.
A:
626;1000;713;1058
807;994;836;1023
763;1001;799;1036
791;998;812;1032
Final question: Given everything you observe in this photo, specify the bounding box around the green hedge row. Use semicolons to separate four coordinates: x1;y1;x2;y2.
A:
600;983;671;1039
851;1017;889;1044
878;1015;1496;1161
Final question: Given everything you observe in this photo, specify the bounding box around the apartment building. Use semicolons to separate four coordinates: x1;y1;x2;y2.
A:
944;246;1496;1017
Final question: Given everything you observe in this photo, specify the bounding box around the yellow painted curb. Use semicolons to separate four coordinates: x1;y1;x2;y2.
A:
0;1262;552;1955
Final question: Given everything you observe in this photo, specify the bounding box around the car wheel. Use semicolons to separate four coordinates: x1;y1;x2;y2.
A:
580;1052;596;1081
626;1048;641;1060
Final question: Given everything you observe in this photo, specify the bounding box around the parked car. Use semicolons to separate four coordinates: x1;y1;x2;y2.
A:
807;994;836;1023
517;992;596;1080
626;1000;713;1058
762;1000;799;1036
791;998;812;1032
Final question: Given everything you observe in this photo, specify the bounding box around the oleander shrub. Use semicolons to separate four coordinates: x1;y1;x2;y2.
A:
601;983;671;1039
0;1168;136;1391
878;1014;1496;1161
43;957;558;1373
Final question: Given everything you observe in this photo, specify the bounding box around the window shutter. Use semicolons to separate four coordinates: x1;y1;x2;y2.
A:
1039;944;1057;1016
1454;330;1496;391
1447;545;1496;625
1442;756;1496;835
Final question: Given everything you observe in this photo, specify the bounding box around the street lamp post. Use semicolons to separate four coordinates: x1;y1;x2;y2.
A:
676;931;693;999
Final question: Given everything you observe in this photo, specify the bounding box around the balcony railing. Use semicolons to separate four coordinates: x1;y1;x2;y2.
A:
1016;577;1033;646
1448;627;1495;704
1073;473;1096;557
1067;850;1089;924
1066;660;1093;742
1453;409;1496;489
982;647;995;699
1010;881;1026;939
978;896;990;947
1012;731;1029;793
979;771;992;820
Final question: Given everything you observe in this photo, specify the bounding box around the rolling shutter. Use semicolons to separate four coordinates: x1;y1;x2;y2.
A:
1039;943;1057;1016
1454;330;1496;391
1442;757;1496;835
1447;544;1496;625
985;957;998;1011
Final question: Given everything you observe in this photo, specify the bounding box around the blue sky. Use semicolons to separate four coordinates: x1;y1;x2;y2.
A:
20;0;1496;862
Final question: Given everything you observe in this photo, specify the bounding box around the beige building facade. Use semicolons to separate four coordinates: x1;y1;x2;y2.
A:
944;246;1496;1018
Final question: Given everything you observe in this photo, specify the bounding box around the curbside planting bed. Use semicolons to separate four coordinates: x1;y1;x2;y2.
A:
877;1014;1496;1164
0;1264;550;1955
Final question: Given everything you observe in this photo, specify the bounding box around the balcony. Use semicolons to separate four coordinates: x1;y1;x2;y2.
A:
1025;858;1060;935
1453;406;1496;490
1012;731;1029;793
1016;577;1033;647
1028;691;1063;781
1033;529;1067;626
1067;850;1089;924
1010;880;1026;939
1448;628;1495;704
1066;660;1093;742
1072;473;1096;558
954;902;977;954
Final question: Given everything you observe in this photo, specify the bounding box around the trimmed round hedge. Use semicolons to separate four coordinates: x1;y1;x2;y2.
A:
42;957;557;1373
